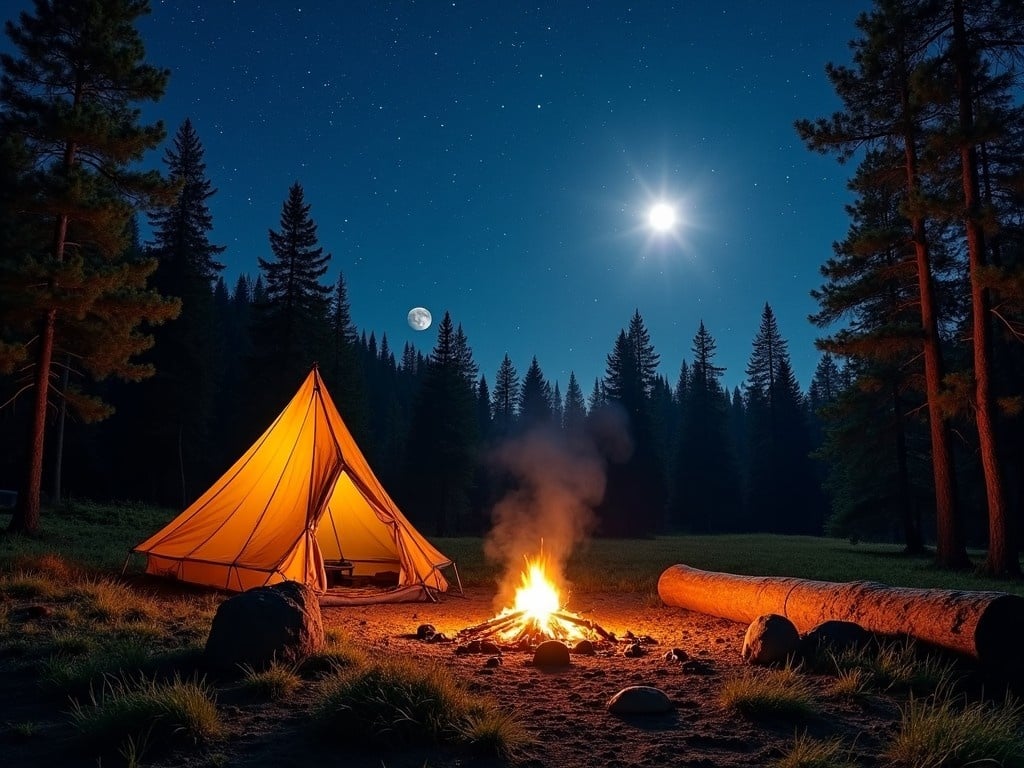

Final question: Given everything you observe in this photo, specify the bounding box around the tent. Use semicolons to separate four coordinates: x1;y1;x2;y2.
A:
132;366;459;603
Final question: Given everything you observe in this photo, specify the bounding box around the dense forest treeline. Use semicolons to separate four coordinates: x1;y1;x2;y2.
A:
1;1;1023;573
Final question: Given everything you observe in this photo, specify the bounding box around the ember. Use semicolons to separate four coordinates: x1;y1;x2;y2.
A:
458;551;615;648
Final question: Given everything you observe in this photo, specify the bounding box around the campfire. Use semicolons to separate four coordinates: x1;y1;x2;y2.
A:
458;551;614;648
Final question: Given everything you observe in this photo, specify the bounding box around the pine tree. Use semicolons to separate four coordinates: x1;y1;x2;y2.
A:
325;272;367;442
137;118;225;505
0;0;179;533
519;356;551;428
563;371;587;433
672;321;740;532
490;353;519;438
250;182;331;416
744;304;817;534
403;311;478;534
796;2;969;566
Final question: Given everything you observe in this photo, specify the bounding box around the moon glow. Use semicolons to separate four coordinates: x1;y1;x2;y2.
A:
407;306;432;331
647;202;677;233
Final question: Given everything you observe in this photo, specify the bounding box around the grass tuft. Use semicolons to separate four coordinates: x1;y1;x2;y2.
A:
829;667;871;700
301;634;368;677
314;658;529;755
0;571;58;600
69;672;223;752
240;660;303;700
720;665;817;719
885;687;1024;768
41;639;152;694
772;731;858;768
826;638;955;696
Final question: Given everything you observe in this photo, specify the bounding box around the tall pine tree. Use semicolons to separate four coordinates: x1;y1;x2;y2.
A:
0;0;179;532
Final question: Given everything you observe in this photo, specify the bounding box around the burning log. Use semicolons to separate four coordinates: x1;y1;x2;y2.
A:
658;564;1024;670
552;611;616;642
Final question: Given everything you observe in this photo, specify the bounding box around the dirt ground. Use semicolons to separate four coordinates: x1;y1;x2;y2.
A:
2;584;937;768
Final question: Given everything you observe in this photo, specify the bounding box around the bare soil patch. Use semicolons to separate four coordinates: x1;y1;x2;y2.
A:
2;584;996;767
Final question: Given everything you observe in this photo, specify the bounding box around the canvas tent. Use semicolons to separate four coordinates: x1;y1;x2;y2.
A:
132;367;457;603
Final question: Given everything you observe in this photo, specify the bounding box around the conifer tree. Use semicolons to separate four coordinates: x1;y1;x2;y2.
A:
491;353;519;436
403;311;478;534
519;356;551;428
796;2;969;566
250;182;331;416
563;371;587;433
672;322;740;532
325;272;367;442
137;118;225;505
744;304;817;533
0;0;179;532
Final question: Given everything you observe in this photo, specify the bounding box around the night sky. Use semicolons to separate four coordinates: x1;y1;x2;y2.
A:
10;1;872;394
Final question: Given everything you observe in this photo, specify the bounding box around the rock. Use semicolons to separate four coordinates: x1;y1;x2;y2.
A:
532;640;571;668
205;581;324;673
485;656;502;667
742;614;800;666
681;659;715;675
416;623;436;640
663;647;689;663
801;620;872;656
607;686;673;715
572;639;596;656
623;642;646;658
479;640;501;655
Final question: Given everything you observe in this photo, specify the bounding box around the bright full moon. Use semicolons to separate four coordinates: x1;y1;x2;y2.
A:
647;202;677;232
407;306;432;331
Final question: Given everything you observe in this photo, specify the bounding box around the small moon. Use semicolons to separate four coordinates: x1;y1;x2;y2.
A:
407;307;432;331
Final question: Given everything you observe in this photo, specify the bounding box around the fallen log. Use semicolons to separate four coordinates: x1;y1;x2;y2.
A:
658;563;1024;670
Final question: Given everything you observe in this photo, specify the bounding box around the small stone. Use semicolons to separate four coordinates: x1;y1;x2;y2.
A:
681;659;715;675
479;640;501;655
416;623;436;640
623;642;646;658
606;685;673;715
533;640;571;668
742;614;800;666
663;647;689;663
573;639;596;655
485;656;502;667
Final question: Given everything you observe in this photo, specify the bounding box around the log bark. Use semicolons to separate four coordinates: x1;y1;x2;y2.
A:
658;564;1024;670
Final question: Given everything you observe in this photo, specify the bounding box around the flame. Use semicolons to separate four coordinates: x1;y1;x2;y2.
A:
494;552;586;643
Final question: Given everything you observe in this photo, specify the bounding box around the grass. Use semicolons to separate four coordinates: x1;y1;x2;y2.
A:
719;664;818;719
824;639;956;696
772;731;858;768
240;659;303;699
885;687;1024;767
314;657;530;757
69;672;223;753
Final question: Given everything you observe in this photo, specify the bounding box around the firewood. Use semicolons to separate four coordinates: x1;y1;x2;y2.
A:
553;611;616;641
658;563;1024;670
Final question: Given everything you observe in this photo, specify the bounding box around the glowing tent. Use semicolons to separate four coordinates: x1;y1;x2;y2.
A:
132;366;458;603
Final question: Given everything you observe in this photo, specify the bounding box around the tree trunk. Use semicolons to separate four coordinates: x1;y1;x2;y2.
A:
951;0;1017;577
658;563;1024;670
900;71;968;568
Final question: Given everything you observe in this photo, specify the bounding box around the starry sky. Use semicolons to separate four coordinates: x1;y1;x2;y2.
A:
9;1;872;394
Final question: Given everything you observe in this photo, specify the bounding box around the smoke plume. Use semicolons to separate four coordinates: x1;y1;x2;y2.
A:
484;414;629;608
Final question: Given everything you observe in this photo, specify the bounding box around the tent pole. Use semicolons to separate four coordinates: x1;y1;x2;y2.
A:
451;563;464;596
120;550;133;577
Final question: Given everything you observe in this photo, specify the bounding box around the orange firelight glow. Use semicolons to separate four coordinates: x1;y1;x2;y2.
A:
496;553;587;643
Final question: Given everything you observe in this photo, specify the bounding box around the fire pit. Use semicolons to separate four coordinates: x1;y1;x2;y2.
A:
457;552;616;650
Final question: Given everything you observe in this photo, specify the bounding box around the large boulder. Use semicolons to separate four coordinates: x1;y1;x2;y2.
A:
205;581;324;673
741;613;800;666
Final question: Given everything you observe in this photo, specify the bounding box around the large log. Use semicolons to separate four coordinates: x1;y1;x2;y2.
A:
658;563;1024;669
